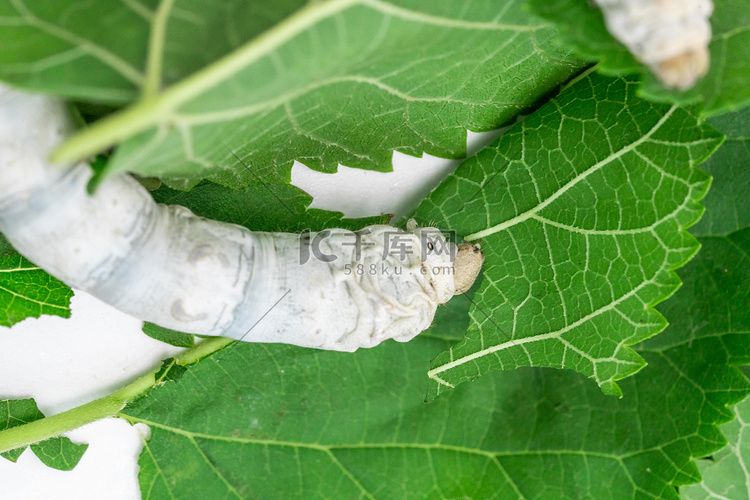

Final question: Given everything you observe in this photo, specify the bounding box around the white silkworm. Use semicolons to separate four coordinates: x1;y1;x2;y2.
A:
0;85;483;352
594;0;713;89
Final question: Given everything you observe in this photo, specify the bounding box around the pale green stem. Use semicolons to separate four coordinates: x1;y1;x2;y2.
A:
0;371;155;455
50;0;357;165
0;336;234;455
176;336;234;365
142;0;176;98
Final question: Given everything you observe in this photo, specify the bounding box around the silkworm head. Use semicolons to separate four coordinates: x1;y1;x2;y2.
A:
453;242;484;294
654;48;709;90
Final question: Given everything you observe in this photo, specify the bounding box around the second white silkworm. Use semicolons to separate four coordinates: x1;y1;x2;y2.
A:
0;86;483;352
594;0;713;89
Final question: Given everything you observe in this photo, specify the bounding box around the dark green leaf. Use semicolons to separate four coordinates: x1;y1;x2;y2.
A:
120;223;750;498
142;323;195;348
0;0;305;103
421;273;483;343
691;106;750;237
150;179;388;234
681;393;750;500
153;359;188;386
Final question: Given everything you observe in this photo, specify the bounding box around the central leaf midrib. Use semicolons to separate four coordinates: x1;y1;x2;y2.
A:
175;75;507;126
0;283;68;310
122;413;635;460
426;270;658;385
464;105;678;241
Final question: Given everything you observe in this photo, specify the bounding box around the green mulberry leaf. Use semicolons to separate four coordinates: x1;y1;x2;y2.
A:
0;235;73;327
149;179;389;233
691;106;750;237
119;223;750;498
142;323;195;348
414;72;721;399
116;105;750;500
675;105;750;499
45;0;582;190
0;0;306;103
681;394;750;500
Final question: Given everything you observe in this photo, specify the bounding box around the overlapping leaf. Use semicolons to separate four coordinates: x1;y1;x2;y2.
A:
682;395;750;500
44;0;581;189
635;227;750;499
529;0;750;116
119;222;750;499
676;105;750;499
691;106;750;237
114;84;750;500
414;72;721;399
1;399;87;470
0;0;151;102
0;235;73;327
150;179;388;233
0;0;305;102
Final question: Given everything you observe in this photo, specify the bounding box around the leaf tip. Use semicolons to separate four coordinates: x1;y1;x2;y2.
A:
599;379;623;398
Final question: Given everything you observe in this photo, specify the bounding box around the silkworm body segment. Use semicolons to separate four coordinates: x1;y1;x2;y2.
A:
0;87;484;351
594;0;713;89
